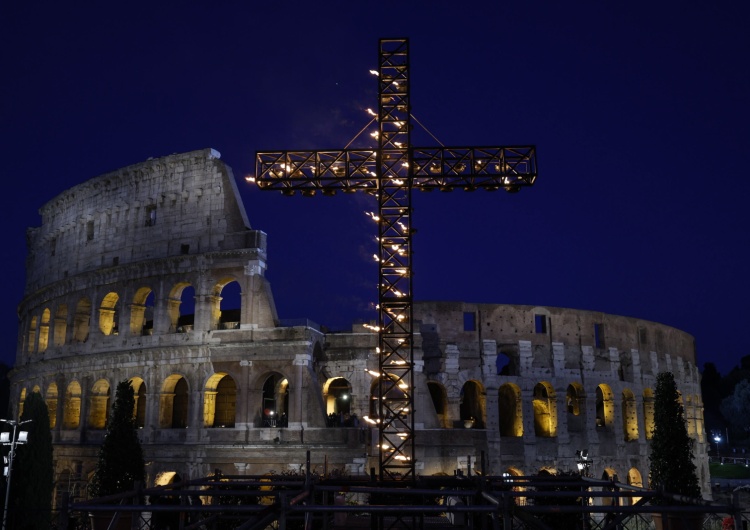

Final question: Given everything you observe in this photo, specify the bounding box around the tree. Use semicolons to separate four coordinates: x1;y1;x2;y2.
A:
88;380;145;498
649;372;701;501
11;391;54;530
720;379;750;434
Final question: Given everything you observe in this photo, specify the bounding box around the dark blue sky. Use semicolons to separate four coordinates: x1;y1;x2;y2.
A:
1;1;748;374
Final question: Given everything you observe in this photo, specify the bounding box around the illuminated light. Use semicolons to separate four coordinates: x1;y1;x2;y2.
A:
281;189;295;196
332;166;346;177
394;455;410;461
395;269;407;275
429;163;441;174
245;175;256;183
401;162;409;168
366;108;377;116
370;131;379;138
301;189;316;197
373;254;379;262
394;142;403;147
369;69;379;76
392;179;404;185
366;369;381;377
398;383;408;389
376;347;381;353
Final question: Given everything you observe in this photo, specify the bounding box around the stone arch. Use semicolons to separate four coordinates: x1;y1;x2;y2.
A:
18;388;27;418
130;287;155;335
46;383;58;429
98;292;120;336
505;467;526;506
155;471;182;486
595;383;614;429
53;304;68;347
498;383;523;437
204;373;237;428
261;373;289;427
160;375;189;428
459;380;485;428
533;381;557;437
693;394;704;442
626;467;643;505
130;377;147;428
622;388;638;441
323;377;352;416
642;388;655;440
216;278;242;330
88;379;111;429
367;375;407;422
168;283;195;332
426;381;450;428
26;316;37;354
63;381;82;429
73;297;91;342
566;383;586;433
39;308;51;352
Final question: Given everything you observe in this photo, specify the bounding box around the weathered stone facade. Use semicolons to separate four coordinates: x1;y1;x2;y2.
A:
10;148;709;504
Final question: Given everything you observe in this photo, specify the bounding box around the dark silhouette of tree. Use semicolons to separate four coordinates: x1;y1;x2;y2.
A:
649;372;700;502
720;379;750;434
88;380;145;498
12;391;54;530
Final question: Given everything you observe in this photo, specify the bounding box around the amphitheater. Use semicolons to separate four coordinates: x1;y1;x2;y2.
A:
10;148;710;504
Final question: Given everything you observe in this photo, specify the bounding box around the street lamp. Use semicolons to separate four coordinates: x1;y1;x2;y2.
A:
713;433;722;461
575;449;592;477
1;419;31;530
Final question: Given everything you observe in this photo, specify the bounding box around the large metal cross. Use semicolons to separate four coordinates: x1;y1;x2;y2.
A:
254;38;537;480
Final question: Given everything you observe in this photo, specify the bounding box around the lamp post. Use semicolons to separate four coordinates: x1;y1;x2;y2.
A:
1;419;31;530
575;450;592;530
713;433;722;462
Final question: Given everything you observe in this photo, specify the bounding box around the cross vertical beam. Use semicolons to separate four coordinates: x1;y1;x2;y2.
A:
376;39;414;480
254;37;538;481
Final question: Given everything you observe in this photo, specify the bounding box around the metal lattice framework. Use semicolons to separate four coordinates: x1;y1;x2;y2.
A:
255;38;537;480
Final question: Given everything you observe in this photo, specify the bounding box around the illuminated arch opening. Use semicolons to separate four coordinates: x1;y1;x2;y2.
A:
46;383;58;429
498;383;523;437
18;388;27;419
88;379;111;429
53;304;68;346
642;388;655;440
168;283;195;332
216;279;242;330
323;377;352;421
160;375;189;428
460;381;485;428
98;292;120;336
39;308;51;352
63;382;82;429
130;287;155;336
533;381;557;437
426;381;450;428
26;317;37;354
626;467;643;505
622;388;638;441
595;384;614;429
262;374;289;427
130;377;147;428
204;373;237;428
73;297;91;342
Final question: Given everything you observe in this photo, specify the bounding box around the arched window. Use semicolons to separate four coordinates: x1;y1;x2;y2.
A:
53;305;68;346
533;382;557;437
130;377;147;428
18;388;27;419
262;374;289;427
73;297;91;342
46;383;58;429
39;308;51;352
217;279;242;330
169;284;195;333
426;381;449;428
98;292;120;336
642;388;655;440
566;383;585;433
160;375;189;428
622;389;638;441
130;287;154;336
324;378;352;426
88;379;111;429
204;373;237;428
595;384;614;430
63;382;82;429
26;317;37;354
460;381;485;428
498;383;523;437
626;467;643;505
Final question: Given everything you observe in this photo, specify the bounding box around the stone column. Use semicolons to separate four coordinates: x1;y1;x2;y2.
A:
78;376;91;443
236;360;252;429
290;353;311;428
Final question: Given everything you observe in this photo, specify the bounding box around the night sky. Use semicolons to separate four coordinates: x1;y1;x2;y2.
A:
1;1;748;374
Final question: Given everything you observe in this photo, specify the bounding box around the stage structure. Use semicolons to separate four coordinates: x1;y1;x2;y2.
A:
255;38;538;480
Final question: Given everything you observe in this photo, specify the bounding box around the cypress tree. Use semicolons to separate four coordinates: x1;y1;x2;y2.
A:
648;372;701;501
12;391;54;530
88;380;145;498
